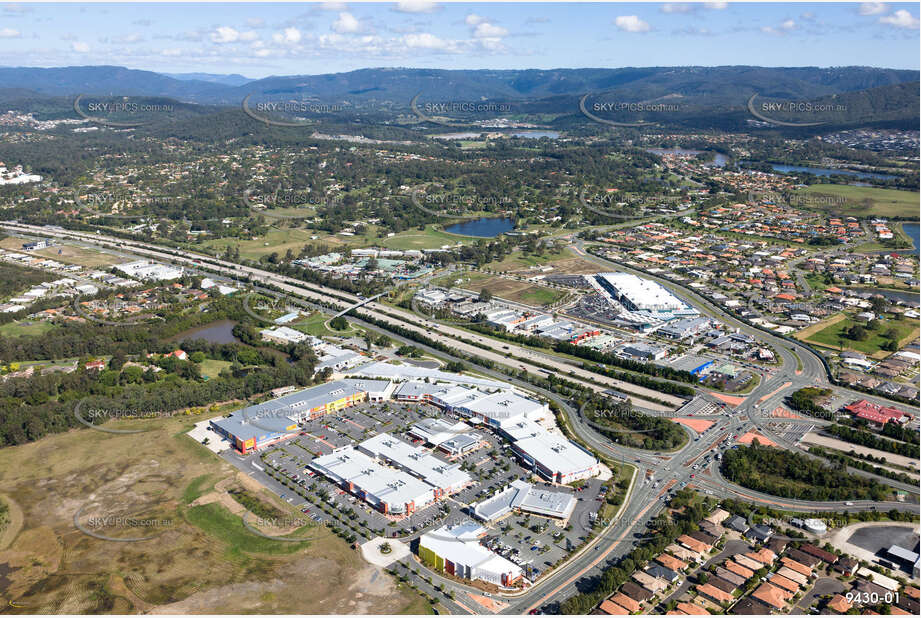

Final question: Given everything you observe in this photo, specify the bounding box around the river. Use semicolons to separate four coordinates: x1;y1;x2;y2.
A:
767;163;897;181
647;148;728;167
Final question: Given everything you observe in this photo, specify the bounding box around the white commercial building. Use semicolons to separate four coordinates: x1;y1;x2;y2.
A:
594;272;686;312
473;480;576;522
357;433;472;496
260;325;310;345
311;446;435;516
419;522;524;587
115;260;183;281
408;418;481;456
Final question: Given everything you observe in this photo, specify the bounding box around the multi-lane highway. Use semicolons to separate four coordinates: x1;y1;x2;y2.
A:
3;221;917;615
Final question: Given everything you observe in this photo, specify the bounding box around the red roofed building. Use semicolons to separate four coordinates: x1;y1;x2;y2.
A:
844;400;910;426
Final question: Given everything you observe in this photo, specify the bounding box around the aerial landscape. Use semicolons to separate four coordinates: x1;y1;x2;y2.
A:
0;1;919;616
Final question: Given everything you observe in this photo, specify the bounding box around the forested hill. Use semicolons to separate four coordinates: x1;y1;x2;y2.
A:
0;64;916;106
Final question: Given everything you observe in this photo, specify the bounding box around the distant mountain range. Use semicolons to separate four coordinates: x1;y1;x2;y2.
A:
0;65;916;130
162;72;254;87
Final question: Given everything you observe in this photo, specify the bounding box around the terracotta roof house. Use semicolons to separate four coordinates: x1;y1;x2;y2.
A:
676;602;709;615
599;599;630;615
752;583;789;610
768;573;800;594
780;556;813;577
696;583;734;605
747;547;777;565
725;560;755;580
679;534;711;554
826;594;852;614
655;553;688;572
609;593;641;614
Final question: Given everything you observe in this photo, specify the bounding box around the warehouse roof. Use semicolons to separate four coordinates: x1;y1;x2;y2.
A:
311;446;432;508
358;433;471;491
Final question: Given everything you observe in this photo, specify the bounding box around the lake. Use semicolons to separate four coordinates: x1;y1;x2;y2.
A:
647;148;728;167
445;217;516;237
170;319;240;344
850;288;920;307
903;223;920;251
509;130;560;139
432;130;560;140
768;163;897;181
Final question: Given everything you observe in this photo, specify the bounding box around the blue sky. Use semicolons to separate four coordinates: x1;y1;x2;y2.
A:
0;2;918;77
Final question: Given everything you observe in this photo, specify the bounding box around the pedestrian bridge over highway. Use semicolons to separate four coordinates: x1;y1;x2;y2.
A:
331;292;387;318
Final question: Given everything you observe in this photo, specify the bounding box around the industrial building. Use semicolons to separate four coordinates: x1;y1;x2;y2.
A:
473;480;576;522
260;325;310;345
210;379;391;453
310;446;435;515
419;522;524;587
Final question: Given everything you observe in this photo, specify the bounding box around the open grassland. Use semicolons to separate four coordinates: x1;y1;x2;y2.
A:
794;184;920;219
0;236;122;268
0;414;428;614
432;270;566;307
799;313;919;358
379;225;472;251
200;225;382;261
0;320;57;339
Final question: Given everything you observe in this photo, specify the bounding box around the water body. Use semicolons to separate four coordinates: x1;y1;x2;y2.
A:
903;223;920;251
768;163;897;181
647;148;728;167
445;217;516;237
509;130;560;139
850;288;920;307
170;319;240;344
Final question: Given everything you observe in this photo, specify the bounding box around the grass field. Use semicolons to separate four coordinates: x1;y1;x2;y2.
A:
291;311;360;337
800;313;919;358
0;236;122;268
794;184;920;219
198;359;231;380
0;413;427;613
0;320;56;338
379;225;472;251
201;225;381;261
431;270;566;307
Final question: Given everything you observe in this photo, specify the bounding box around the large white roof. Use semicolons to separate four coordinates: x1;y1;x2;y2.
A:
358;433;471;491
311;447;433;507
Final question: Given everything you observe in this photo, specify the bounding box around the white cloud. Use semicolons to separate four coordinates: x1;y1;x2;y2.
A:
0;27;20;38
395;1;437;13
210;26;257;43
160;48;182;56
761;19;796;35
473;22;508;39
614;15;650;33
859;3;887;16
704;2;728;9
879;9;919;28
465;13;485;26
71;41;90;53
246;18;265;28
273;27;302;44
661;4;693;14
319;2;347;10
332;11;360;33
403;31;453;50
